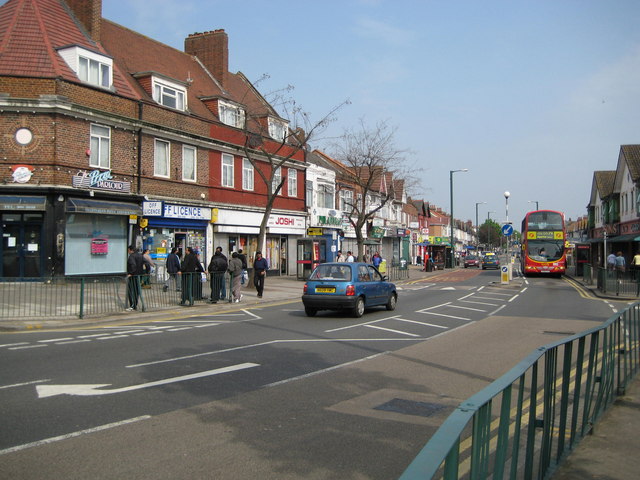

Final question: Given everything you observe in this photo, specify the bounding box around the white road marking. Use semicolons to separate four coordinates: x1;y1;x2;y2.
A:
37;338;73;343
0;342;29;348
418;311;471;321
9;344;47;350
96;335;129;340
365;324;421;337
0;379;50;390
36;363;260;398
460;299;499;306
446;304;487;312
56;340;91;345
393;318;448;329
0;416;151;456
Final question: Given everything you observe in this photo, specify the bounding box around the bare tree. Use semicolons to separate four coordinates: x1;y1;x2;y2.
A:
331;119;414;261
236;73;349;253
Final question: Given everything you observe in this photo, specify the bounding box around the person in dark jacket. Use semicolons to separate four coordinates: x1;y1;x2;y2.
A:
253;251;269;298
238;249;248;285
163;247;181;292
126;245;145;311
214;246;228;300
207;249;227;303
180;247;199;305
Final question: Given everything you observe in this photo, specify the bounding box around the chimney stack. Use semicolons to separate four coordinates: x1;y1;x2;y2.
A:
185;29;228;87
66;0;102;42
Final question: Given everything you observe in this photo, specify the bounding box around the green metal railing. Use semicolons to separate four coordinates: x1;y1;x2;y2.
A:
399;301;640;480
596;267;640;297
0;273;232;320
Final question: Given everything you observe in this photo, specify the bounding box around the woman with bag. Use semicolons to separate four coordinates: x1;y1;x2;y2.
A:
253;251;269;298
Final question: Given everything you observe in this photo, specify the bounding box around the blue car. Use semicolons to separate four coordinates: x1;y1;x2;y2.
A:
302;262;398;317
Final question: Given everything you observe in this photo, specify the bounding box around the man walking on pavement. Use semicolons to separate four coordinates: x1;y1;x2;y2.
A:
253;251;269;298
179;247;199;306
207;248;227;303
215;246;228;300
228;252;243;303
126;245;144;311
163;247;181;292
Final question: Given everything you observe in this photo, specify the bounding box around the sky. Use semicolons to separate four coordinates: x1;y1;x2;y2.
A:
13;0;640;226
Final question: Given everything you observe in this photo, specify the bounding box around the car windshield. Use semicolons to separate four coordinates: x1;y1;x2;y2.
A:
466;255;477;260
310;264;352;281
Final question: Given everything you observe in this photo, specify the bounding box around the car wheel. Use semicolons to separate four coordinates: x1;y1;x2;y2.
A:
386;293;397;311
353;297;365;318
305;306;317;317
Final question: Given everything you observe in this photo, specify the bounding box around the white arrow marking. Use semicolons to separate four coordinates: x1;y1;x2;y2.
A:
36;363;259;398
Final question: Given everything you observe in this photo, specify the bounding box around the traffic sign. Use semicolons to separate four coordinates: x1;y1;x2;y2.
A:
501;224;514;236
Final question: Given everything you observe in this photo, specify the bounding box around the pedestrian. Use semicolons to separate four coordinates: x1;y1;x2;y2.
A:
194;251;205;300
336;250;345;262
615;251;626;281
372;251;382;268
215;246;228;300
238;249;248;285
179;246;199;306
126;245;144;311
423;252;430;272
207;248;227;303
253;251;269;298
631;251;640;280
141;248;154;288
228;252;243;303
607;251;617;277
346;251;355;262
163;247;181;292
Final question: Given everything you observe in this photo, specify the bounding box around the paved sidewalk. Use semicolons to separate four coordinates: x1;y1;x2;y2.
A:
2;264;637;478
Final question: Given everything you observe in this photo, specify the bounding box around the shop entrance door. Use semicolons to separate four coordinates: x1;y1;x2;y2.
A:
2;214;43;278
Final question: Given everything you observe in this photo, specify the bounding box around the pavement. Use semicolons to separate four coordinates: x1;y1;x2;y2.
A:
1;264;638;478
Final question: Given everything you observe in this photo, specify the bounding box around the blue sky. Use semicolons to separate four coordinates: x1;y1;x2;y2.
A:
12;0;640;225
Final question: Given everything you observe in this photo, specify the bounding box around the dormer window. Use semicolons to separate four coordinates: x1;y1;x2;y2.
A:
58;46;113;89
219;100;245;128
152;78;186;111
268;117;288;141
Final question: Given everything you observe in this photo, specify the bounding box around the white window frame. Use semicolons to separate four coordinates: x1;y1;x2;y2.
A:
268;117;288;141
182;145;197;182
152;77;186;111
340;189;354;211
222;153;234;188
218;100;245;128
318;183;334;209
288;168;298;197
58;46;113;89
89;124;110;169
242;158;254;191
154;139;170;178
272;166;282;194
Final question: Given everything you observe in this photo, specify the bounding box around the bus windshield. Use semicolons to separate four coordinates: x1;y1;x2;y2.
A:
527;240;564;262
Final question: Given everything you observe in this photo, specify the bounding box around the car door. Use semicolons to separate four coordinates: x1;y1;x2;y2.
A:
366;265;385;305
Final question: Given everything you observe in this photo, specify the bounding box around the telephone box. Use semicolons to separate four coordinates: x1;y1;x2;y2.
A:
296;238;327;280
575;243;590;276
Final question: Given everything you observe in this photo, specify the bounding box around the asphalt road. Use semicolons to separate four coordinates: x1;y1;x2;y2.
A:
0;268;626;479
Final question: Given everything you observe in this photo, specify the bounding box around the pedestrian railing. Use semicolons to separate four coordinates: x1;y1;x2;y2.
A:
0;273;233;320
399;300;640;480
596;267;640;297
386;263;410;281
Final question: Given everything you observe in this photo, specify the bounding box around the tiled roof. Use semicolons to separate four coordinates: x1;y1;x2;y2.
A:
620;145;640;181
0;0;138;98
595;170;616;197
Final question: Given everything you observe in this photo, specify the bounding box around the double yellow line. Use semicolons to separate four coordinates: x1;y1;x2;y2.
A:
563;276;597;299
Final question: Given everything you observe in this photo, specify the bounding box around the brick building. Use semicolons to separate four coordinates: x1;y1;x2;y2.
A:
0;0;306;278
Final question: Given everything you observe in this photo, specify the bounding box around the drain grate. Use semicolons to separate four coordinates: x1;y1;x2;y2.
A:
374;398;445;418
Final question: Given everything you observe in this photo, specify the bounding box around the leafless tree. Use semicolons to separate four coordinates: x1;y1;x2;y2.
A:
331;119;416;261
237;74;349;253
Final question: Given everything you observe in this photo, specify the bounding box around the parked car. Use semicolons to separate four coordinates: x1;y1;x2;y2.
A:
302;262;397;317
482;252;500;270
464;255;480;268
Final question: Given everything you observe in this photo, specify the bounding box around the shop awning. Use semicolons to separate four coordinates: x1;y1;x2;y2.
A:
415;241;431;246
363;239;381;245
67;198;141;216
0;195;46;210
608;234;640;242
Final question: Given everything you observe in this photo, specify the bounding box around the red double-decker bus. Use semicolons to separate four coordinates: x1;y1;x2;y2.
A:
521;210;566;277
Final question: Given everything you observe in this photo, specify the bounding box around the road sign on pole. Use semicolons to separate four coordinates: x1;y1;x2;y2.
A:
501;224;514;236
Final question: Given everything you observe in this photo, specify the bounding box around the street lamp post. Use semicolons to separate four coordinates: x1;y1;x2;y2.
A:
450;169;468;268
475;201;486;248
487;211;495;248
505;191;511;280
528;200;539;210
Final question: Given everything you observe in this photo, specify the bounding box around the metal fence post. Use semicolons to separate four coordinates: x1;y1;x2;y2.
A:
79;277;85;319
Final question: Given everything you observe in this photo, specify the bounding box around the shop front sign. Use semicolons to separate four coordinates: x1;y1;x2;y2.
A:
164;204;212;220
72;169;131;193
